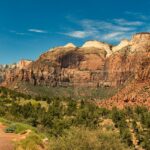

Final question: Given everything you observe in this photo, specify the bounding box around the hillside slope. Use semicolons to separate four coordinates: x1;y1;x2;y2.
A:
1;33;150;108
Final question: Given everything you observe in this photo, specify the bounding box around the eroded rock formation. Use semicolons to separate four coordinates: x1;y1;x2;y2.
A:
2;33;150;91
16;60;32;69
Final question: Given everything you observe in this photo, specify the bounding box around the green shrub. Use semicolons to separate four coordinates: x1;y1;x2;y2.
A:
49;127;130;150
15;133;44;150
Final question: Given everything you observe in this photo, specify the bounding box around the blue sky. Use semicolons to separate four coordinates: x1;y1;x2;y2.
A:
0;0;150;64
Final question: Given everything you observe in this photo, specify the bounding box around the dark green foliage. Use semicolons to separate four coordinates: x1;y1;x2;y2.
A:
5;124;16;133
75;102;100;128
111;107;132;146
0;87;101;137
0;103;6;116
133;106;150;149
0;87;150;149
67;99;77;115
5;127;15;133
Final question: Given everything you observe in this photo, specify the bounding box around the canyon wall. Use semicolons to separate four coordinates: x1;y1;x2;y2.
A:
1;33;150;90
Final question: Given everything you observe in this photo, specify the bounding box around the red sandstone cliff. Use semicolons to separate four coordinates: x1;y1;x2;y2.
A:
1;33;150;108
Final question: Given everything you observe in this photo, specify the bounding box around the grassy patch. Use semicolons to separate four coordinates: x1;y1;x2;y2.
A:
15;133;44;150
17;99;48;109
0;117;37;134
5;122;36;134
49;127;130;150
0;117;47;150
0;117;12;125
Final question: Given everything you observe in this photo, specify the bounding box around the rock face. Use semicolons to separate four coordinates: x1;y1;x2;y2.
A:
130;33;150;52
1;33;150;101
16;60;32;69
82;40;112;57
64;43;76;48
112;39;129;52
0;60;32;86
98;80;150;109
0;64;16;83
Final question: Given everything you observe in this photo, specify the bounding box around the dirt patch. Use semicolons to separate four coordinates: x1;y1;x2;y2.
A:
0;123;24;150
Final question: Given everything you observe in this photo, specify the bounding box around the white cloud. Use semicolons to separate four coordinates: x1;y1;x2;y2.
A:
80;19;135;32
64;31;89;38
125;11;149;20
113;18;143;26
10;30;29;36
63;15;149;43
28;29;47;33
103;32;125;40
63;18;140;41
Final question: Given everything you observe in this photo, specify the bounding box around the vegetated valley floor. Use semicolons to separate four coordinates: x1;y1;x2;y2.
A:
0;87;150;150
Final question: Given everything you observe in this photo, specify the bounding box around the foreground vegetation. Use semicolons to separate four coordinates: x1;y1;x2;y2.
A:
0;87;149;150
